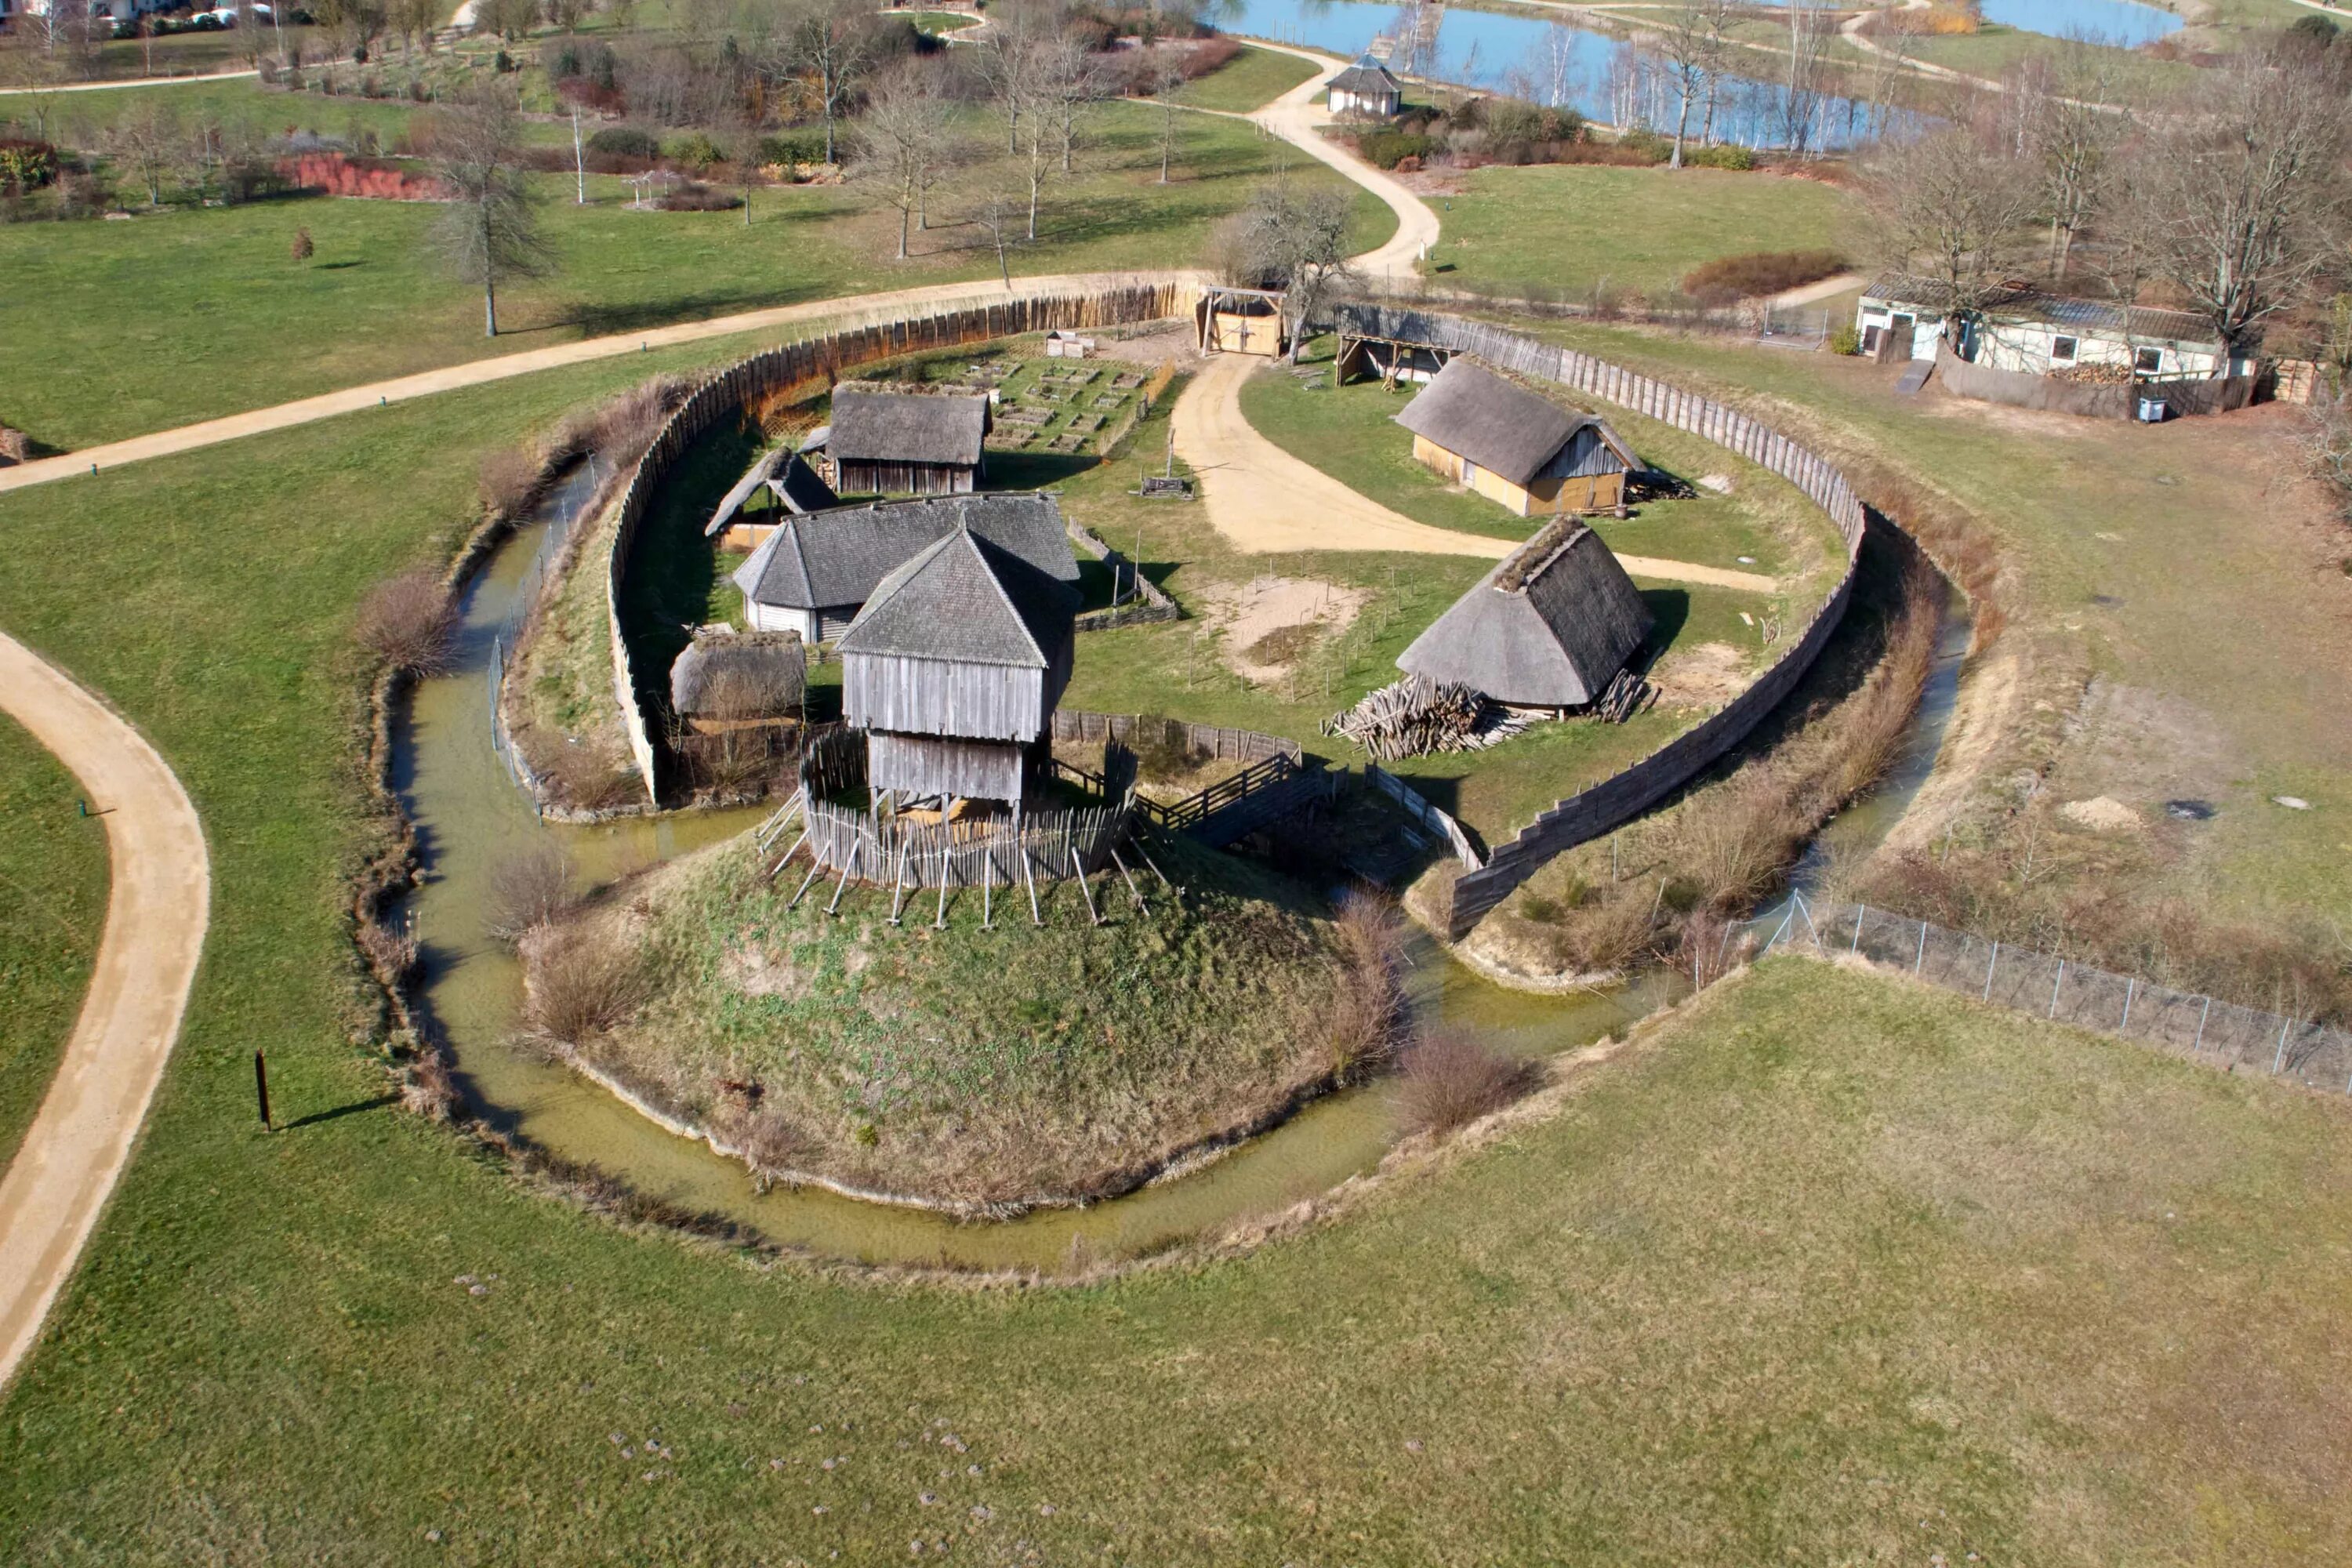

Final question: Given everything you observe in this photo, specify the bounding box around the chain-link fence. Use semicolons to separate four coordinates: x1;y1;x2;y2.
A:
1742;894;2352;1096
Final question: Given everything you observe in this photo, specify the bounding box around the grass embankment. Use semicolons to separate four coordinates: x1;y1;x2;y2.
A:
527;834;1388;1208
1530;319;2352;1005
0;714;108;1169
0;88;1389;450
1170;42;1320;113
1417;164;1853;304
1906;24;2199;90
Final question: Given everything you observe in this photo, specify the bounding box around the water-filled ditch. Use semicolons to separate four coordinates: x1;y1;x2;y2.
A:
394;468;1969;1271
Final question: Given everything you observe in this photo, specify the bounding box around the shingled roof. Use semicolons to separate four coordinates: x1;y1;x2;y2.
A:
1328;52;1402;96
828;383;989;467
730;492;1076;612
1397;521;1653;707
1394;358;1636;488
837;526;1079;670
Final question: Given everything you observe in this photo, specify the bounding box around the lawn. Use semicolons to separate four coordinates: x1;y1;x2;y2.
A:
0;90;1391;450
1907;24;2198;93
1532;319;2352;935
1421;163;1854;304
0;713;108;1171
1171;42;1320;113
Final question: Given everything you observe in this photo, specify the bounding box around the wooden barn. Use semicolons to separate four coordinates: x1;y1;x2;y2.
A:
837;524;1080;809
668;630;807;733
1394;358;1638;517
704;448;840;551
1397;517;1653;712
731;492;1078;644
1196;284;1289;358
1326;52;1403;118
808;383;991;496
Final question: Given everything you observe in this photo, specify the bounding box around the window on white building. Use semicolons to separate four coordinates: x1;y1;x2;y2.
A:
2051;336;2078;362
2134;347;2163;374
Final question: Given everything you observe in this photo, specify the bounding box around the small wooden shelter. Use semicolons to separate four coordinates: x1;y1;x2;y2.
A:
810;383;991;496
668;630;808;733
1397;518;1652;711
706;448;840;550
1394;358;1638;517
731;492;1077;644
1327;52;1403;118
837;524;1080;808
1196;285;1289;358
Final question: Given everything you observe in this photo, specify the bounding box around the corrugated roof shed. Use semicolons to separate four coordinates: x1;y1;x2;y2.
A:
731;492;1076;612
1398;521;1653;706
1394;358;1636;488
1863;273;2218;345
829;384;989;467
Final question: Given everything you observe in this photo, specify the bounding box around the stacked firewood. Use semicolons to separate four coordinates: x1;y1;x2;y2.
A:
1323;677;1525;760
1591;668;1653;724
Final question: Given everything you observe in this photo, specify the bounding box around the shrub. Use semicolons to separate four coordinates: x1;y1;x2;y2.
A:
587;125;661;159
1395;1030;1536;1138
0;139;60;195
1324;889;1407;1077
1681;248;1849;303
665;130;723;172
521;929;645;1045
655;180;741;212
357;916;419;981
1830;322;1863;356
1357;130;1436;170
757;129;827;169
290;227;314;262
488;845;577;947
354;568;458;676
1685;142;1755;171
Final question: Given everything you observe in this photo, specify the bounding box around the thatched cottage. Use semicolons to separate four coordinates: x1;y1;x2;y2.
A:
1397;518;1653;711
807;383;991;496
731;492;1077;644
668;630;808;732
838;524;1080;808
1395;358;1638;517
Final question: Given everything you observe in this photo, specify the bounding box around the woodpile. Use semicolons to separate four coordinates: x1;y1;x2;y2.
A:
1323;677;1526;760
2050;361;2133;385
1590;667;1653;724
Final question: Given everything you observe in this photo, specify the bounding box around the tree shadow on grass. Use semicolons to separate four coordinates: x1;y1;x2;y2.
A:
1639;587;1690;660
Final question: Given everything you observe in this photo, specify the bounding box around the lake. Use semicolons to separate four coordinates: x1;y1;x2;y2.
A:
1980;0;2183;46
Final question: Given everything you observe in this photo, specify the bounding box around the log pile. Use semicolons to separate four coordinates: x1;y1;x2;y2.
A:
1590;667;1653;724
1323;677;1526;760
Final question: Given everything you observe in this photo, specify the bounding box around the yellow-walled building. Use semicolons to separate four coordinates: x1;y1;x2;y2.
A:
1394;358;1637;517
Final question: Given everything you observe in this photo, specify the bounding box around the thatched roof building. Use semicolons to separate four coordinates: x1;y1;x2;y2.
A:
838;525;1080;806
1394;358;1637;517
669;630;808;729
814;383;991;496
1397;518;1653;710
731;492;1077;644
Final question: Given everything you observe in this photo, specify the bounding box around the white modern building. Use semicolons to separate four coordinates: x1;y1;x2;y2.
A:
1857;274;2237;379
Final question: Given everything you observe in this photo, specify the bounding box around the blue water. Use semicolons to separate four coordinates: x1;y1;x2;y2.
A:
1208;0;1900;151
1980;0;2182;46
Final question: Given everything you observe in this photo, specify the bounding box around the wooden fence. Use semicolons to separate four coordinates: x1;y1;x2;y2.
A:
1934;345;2257;422
1066;520;1182;631
1051;710;1301;764
601;280;1196;802
1365;764;1482;870
800;797;1136;891
1330;303;1872;939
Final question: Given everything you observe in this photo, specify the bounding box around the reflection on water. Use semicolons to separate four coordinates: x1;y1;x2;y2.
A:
1981;0;2181;47
1211;0;1909;150
394;478;1679;1271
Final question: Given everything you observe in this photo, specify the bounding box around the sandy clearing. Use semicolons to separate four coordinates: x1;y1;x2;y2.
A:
0;631;209;1391
1199;575;1370;682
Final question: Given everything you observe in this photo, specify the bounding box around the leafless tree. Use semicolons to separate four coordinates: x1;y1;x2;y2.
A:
2123;45;2351;359
1995;39;2126;281
101;97;185;208
1238;182;1355;365
387;0;443;64
1859;126;2040;343
1045;35;1102;179
966;189;1019;288
1780;0;1832;157
786;0;878;165
853;63;949;259
1541;21;1577;111
1654;12;1712;167
426;89;558;337
1695;0;1737;145
1147;47;1190;185
543;0;595;31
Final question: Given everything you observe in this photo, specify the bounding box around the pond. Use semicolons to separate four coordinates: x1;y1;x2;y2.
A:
1980;0;2183;47
1210;0;1904;150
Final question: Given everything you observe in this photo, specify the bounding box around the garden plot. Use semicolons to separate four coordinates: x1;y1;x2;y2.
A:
987;357;1152;456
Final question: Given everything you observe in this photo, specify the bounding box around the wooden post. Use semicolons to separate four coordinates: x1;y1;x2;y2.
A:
1109;846;1149;914
767;828;808;881
1071;847;1102;925
982;837;994;929
826;837;862;916
254;1049;272;1132
887;831;911;926
787;837;829;909
1022;844;1044;927
934;829;950;931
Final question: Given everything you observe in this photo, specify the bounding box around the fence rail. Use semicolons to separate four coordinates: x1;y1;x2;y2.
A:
1745;895;2352;1095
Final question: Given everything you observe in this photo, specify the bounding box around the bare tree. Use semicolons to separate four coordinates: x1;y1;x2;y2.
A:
387;0;443;64
1860;127;2040;347
2125;45;2350;360
1239;182;1355;365
1780;0;1832;158
786;0;877;166
1997;40;2127;281
1045;35;1101;179
101;98;184;208
967;190;1019;288
1147;47;1190;185
1655;12;1712;167
426;89;558;337
852;64;949;260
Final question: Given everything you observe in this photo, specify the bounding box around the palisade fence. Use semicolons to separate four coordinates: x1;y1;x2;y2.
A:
1328;304;1872;939
599;278;1196;804
1744;893;2352;1095
487;456;604;803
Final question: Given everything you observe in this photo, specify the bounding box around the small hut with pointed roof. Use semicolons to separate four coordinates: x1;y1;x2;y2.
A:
1327;52;1403;118
837;524;1080;808
1397;518;1653;712
1394;358;1639;518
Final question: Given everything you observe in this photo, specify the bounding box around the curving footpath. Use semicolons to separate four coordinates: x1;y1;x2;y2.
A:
0;632;209;1391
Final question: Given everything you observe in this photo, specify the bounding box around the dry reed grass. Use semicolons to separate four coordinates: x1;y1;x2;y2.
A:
520;927;648;1046
354;567;459;677
487;845;577;947
1395;1030;1537;1138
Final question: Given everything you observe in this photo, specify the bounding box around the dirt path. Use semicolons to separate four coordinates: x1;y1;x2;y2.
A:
0;270;1201;495
0;632;208;1391
1240;43;1439;281
5;69;260;94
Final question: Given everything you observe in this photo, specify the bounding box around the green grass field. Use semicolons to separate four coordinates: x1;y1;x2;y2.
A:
0;713;108;1170
1907;24;2198;93
1422;163;1853;303
0;93;1389;450
1171;42;1320;113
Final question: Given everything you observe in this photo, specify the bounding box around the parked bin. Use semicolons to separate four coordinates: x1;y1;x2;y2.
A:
2136;396;2168;423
